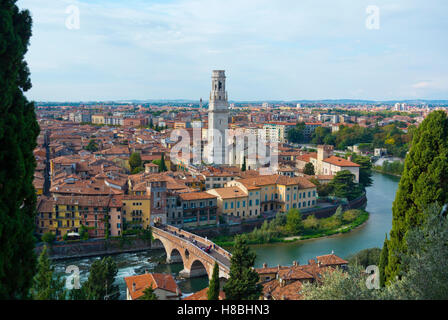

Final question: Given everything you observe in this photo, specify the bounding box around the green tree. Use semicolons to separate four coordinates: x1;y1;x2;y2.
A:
352;155;373;189
241;157;247;172
287;122;306;143
223;236;262;300
333;205;343;223
85;139;99;152
285;208;304;235
378;235;388;288
301;264;376;300
140;285;158;300
0;0;40;299
347;247;381;268
129;152;142;173
207;262;220;300
30;246;67;300
380;203;448;299
41;232;56;245
303;162;315;175
83;257;119;300
159;153;168;172
382;110;448;284
328;170;362;201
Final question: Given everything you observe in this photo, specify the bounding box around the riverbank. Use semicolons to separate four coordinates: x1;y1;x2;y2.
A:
35;236;156;261
372;168;402;177
213;210;370;248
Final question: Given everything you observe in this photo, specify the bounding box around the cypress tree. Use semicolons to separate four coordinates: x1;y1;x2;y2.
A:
241;157;247;172
30;246;66;300
223;236;262;300
382;110;448;284
159;152;167;172
378;235;388;288
0;0;40;299
207;262;220;300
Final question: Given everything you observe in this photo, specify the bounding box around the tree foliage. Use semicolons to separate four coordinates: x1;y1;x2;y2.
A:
347;247;381;268
382;111;448;284
82;257;119;300
0;0;40;299
140;285;158;300
129;152;142;173
285;209;304;235
223;236;262;300
30;246;66;300
207;262;220;300
328;170;363;201
351;155;373;189
303;162;315;176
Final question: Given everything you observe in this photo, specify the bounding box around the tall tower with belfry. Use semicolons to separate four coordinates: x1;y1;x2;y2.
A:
207;70;229;165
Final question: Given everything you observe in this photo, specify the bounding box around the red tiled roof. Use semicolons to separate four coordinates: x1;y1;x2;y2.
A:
323;156;360;167
183;288;225;300
124;273;180;300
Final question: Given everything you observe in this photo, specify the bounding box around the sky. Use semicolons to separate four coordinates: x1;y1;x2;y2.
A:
17;0;448;102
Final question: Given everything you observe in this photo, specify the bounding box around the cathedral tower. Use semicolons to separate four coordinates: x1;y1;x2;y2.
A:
207;70;229;164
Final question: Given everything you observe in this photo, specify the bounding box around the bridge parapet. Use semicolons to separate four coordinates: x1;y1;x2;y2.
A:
152;225;231;279
162;225;232;261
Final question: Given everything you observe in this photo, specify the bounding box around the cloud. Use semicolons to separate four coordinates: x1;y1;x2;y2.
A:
17;0;448;101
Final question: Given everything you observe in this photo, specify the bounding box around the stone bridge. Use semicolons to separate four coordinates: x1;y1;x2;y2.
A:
152;225;232;280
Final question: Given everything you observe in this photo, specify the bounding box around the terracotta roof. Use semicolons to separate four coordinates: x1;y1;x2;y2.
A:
236;174;316;189
278;267;314;281
296;153;317;162
323;156;360;167
124;273;180;300
183;288;225;300
179;192;217;201
207;186;248;199
262;279;303;300
316;254;348;266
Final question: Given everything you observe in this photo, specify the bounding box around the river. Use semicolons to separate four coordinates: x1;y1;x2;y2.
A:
53;172;400;299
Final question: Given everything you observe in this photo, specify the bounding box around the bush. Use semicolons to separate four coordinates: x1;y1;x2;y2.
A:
347;248;381;268
42;232;56;244
303;215;319;230
342;209;361;223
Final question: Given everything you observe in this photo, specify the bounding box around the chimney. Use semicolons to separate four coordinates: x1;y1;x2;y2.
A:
293;261;297;266
176;287;180;296
132;282;136;292
263;263;267;268
277;264;280;271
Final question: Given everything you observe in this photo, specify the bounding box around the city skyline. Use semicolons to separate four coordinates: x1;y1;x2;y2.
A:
19;0;448;102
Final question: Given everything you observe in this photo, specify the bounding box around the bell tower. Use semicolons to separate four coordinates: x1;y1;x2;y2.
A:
207;70;229;164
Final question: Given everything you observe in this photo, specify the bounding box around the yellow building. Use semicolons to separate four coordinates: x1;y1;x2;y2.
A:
227;174;317;214
36;195;121;239
92;114;106;125
122;195;151;232
206;186;260;219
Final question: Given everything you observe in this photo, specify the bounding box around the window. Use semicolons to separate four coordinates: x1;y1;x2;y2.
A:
243;200;246;207
225;202;228;210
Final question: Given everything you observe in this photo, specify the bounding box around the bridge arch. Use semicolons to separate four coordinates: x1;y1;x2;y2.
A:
183;259;209;279
151;225;231;280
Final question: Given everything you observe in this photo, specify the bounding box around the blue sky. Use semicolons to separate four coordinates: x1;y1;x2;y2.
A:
18;0;448;101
